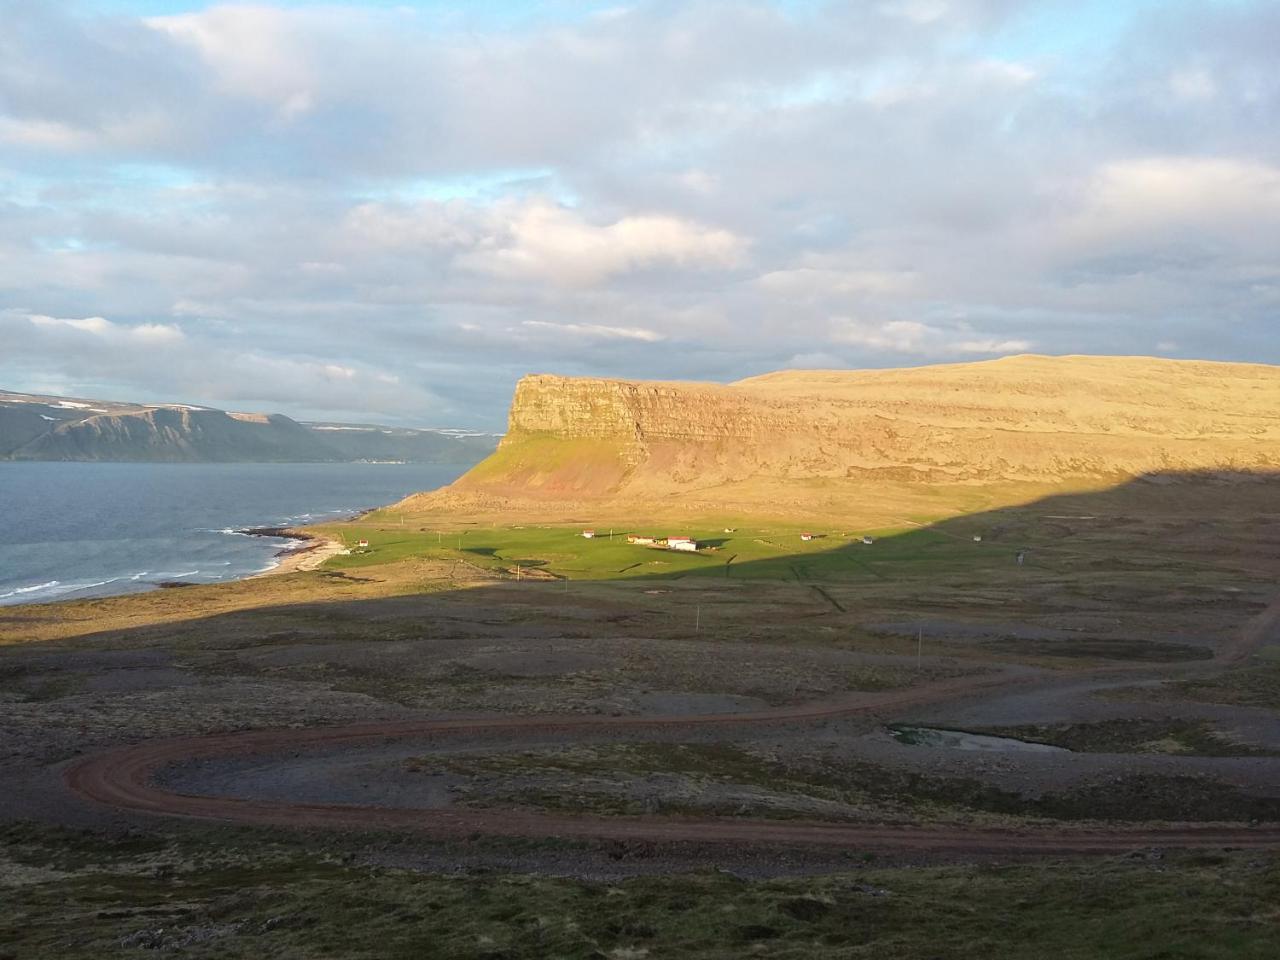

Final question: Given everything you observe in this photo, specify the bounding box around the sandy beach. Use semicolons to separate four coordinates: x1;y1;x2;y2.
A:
248;529;348;578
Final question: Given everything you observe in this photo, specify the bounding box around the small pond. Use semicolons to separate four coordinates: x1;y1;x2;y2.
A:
889;725;1071;754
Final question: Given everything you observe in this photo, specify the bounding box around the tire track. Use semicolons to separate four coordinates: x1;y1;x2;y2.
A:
63;659;1280;854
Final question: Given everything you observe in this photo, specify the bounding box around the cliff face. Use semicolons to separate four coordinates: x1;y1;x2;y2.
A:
438;355;1280;509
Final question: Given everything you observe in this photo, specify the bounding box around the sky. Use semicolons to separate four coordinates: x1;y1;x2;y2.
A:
1;0;1277;429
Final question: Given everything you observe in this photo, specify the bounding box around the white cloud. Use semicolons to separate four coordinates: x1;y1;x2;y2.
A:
785;351;846;369
952;337;1033;354
145;6;322;118
831;318;1031;355
27;314;184;343
1169;66;1216;101
0;117;93;150
1071;157;1280;243
756;267;917;299
521;320;666;342
463;202;747;286
831;318;937;352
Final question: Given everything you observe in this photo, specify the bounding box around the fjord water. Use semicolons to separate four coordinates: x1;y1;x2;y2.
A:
0;462;465;606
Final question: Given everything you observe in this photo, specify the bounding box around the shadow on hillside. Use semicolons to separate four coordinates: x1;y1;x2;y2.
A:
8;471;1280;666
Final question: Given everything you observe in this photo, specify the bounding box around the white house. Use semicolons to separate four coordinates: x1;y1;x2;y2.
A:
800;532;814;542
582;530;596;539
668;536;698;552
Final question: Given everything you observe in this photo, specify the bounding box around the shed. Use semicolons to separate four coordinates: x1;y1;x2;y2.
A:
582;530;596;539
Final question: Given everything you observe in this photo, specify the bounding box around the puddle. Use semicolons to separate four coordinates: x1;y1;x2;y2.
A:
889;725;1070;754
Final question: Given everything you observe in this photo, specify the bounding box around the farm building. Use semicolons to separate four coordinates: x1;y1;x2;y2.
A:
800;532;814;542
581;530;595;539
627;535;656;545
668;536;699;552
861;536;874;545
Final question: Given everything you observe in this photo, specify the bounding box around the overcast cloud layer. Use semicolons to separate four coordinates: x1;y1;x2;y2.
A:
2;0;1277;428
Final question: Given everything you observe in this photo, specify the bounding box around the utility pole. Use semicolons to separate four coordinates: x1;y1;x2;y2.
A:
517;564;521;581
696;604;701;634
917;627;923;671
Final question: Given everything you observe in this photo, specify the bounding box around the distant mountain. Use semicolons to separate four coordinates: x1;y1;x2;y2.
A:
0;390;499;464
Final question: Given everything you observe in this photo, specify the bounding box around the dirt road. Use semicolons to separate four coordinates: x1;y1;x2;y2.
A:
64;656;1280;854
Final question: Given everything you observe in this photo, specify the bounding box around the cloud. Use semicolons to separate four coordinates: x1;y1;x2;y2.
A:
0;0;1277;427
1073;157;1280;240
784;351;846;369
521;320;666;342
27;313;185;343
461;202;747;286
831;318;1031;355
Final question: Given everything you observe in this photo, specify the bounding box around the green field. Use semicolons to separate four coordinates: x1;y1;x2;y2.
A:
315;518;1033;584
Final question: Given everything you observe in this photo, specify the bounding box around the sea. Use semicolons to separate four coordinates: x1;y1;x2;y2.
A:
0;462;467;606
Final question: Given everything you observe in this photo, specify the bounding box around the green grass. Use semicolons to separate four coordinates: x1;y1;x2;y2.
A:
3;824;1280;959
314;520;1031;586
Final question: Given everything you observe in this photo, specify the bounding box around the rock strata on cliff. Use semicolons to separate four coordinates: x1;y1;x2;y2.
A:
418;355;1280;512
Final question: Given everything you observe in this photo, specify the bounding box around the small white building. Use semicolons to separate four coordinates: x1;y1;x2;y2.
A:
973;535;983;543
668;536;699;552
581;529;596;539
357;539;370;549
861;536;874;545
800;532;814;542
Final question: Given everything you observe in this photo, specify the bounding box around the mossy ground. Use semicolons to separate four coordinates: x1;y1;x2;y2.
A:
3;824;1279;960
406;741;1280;824
1107;663;1280;712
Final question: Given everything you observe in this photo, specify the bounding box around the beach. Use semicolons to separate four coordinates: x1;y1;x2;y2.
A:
248;528;349;578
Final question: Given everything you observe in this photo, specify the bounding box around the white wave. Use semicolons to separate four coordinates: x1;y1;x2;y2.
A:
0;580;60;599
0;578;125;605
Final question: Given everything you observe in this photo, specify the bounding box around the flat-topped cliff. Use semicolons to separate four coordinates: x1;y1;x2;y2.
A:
408;355;1280;515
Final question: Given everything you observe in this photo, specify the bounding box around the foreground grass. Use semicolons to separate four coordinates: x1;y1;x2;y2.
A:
406;741;1280;824
2;824;1279;959
1108;663;1280;712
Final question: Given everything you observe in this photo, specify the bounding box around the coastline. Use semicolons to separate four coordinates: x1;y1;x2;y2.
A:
1;461;470;608
244;527;349;579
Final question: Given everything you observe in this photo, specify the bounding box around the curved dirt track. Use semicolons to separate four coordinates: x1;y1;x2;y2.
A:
65;659;1280;855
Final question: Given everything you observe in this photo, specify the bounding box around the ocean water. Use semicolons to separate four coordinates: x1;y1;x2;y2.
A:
0;462;466;606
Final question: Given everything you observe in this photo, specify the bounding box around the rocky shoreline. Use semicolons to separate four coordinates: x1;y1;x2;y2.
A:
243;527;348;578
